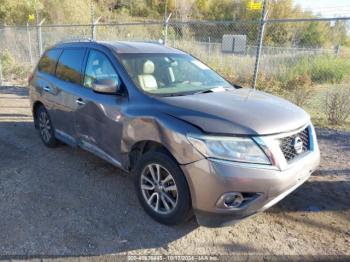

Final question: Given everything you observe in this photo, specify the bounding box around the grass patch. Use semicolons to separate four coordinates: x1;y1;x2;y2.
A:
278;55;350;85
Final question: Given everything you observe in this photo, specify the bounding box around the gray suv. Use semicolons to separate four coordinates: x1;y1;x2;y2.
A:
29;41;320;227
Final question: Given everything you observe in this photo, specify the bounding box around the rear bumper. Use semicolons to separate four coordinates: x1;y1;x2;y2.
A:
181;147;320;227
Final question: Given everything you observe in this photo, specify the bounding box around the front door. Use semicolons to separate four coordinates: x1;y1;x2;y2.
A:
75;49;127;166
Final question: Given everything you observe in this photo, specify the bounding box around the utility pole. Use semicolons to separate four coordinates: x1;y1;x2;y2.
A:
252;0;268;90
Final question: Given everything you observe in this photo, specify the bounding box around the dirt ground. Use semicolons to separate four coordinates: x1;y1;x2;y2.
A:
0;86;349;261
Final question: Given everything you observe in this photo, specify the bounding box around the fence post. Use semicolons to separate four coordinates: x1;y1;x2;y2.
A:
163;0;168;44
335;44;341;57
208;37;211;56
36;18;45;56
91;21;94;40
164;13;172;45
27;22;33;65
90;0;94;40
92;17;101;41
0;59;3;86
252;0;268;90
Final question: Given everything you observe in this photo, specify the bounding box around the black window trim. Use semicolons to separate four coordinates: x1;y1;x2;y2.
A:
83;47;126;95
55;47;88;86
53;48;63;76
37;48;63;76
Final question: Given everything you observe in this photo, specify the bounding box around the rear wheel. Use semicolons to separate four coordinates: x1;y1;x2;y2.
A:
36;105;58;148
134;151;192;225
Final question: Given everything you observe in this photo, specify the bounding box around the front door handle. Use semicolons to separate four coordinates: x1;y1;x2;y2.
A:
43;86;51;92
75;98;85;106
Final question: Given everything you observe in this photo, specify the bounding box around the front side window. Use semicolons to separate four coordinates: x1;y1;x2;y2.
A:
118;53;232;96
56;49;86;85
37;49;62;75
84;50;120;88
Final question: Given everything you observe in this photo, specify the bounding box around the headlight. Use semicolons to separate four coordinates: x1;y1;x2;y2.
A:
187;135;271;165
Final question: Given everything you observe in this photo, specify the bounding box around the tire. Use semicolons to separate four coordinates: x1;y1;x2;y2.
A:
36;105;58;148
134;150;192;225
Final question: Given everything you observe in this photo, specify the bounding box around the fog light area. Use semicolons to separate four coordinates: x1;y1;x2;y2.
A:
217;192;261;209
223;193;244;208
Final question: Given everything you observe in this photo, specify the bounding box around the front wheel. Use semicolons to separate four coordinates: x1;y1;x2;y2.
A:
134;151;192;225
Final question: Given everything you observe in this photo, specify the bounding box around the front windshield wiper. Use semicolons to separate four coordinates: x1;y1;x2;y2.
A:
157;86;236;97
193;89;215;94
158;92;188;97
193;86;232;95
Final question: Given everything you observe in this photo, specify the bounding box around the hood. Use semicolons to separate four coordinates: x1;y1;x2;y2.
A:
157;88;310;135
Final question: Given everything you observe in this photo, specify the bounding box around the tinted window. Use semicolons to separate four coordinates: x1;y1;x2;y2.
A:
37;49;62;75
84;50;119;88
56;49;86;84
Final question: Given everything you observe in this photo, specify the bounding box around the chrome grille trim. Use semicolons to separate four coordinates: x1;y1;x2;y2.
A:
279;126;310;162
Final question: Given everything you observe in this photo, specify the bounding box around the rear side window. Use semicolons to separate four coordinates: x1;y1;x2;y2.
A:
56;49;86;85
37;49;62;75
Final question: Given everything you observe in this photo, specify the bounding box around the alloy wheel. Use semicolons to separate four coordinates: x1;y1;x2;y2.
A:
140;163;178;214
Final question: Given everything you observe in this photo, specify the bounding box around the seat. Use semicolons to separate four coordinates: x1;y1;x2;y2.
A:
138;60;158;91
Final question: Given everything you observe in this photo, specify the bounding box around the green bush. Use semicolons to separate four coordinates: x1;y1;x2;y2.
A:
279;55;350;86
0;49;31;84
323;85;350;125
283;74;315;107
0;49;15;77
255;74;282;94
311;56;350;83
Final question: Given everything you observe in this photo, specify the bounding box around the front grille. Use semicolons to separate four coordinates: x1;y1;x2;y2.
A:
279;127;310;162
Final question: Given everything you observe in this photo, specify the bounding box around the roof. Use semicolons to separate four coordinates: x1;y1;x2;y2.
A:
52;40;185;55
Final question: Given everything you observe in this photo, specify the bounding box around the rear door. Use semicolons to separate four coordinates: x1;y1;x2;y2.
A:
33;49;62;118
50;48;87;145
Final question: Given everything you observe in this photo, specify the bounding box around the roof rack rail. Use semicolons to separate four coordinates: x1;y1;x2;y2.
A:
133;40;164;45
56;38;95;44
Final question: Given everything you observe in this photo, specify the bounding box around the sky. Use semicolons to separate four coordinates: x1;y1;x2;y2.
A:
294;0;350;17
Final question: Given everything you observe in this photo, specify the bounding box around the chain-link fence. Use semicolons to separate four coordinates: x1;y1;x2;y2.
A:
0;17;349;90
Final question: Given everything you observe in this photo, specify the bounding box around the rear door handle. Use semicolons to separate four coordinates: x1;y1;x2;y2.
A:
75;98;85;106
43;86;51;92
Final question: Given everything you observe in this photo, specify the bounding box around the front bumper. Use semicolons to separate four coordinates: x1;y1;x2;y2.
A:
180;127;320;227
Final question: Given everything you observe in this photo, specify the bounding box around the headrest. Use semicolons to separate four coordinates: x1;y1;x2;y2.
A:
143;60;155;74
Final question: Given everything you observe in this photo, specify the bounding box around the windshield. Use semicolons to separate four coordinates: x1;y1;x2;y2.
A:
118;53;233;96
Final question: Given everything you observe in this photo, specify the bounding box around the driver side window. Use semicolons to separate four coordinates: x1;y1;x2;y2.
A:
84;50;120;88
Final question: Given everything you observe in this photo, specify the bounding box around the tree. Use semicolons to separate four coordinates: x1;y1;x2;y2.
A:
296;21;329;48
0;0;38;25
175;0;196;21
330;21;349;46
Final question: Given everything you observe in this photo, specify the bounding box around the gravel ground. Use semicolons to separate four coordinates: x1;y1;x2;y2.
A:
0;86;349;261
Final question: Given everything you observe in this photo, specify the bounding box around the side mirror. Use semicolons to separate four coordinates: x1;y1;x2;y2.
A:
92;78;120;94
